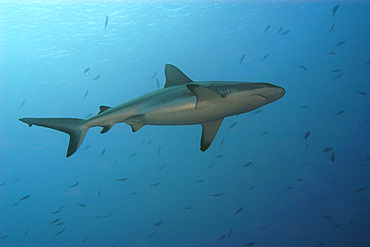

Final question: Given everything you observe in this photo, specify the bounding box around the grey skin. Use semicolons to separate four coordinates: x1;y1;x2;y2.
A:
20;64;285;157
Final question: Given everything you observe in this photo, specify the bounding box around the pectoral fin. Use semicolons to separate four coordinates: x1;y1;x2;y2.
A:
200;119;223;151
187;84;223;110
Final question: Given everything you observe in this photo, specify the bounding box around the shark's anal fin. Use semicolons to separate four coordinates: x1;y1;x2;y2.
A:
125;114;146;132
186;84;223;110
99;106;111;114
164;64;193;88
200;119;223;151
100;125;112;134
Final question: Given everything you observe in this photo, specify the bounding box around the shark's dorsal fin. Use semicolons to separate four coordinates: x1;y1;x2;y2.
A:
164;64;193;88
99;106;111;114
200;119;223;151
186;84;223;110
125;114;146;132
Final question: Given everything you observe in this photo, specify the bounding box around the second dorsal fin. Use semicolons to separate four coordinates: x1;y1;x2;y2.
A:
98;106;111;114
164;64;193;88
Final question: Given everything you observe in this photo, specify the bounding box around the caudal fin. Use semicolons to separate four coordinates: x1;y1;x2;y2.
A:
19;118;88;157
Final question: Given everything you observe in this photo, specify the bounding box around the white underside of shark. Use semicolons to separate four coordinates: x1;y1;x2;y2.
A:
20;64;285;157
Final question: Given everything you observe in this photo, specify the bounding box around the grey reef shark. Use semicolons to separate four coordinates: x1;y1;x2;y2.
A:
20;64;285;157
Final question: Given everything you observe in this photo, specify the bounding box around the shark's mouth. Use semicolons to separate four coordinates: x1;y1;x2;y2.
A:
252;94;268;100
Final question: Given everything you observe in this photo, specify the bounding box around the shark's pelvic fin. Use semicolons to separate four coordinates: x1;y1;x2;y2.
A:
19;118;88;157
99;106;111;114
125;114;146;132
164;64;193;88
200;119;223;151
186;84;223;110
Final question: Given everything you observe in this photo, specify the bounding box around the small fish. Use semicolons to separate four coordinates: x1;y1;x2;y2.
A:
103;213;111;218
70;182;79;188
50;218;61;224
195;179;205;183
77;203;86;207
151;71;158;80
350;221;354;226
117;178;128;182
357;91;367;95
247;186;256;192
148;232;155;239
103;15;109;29
146;139;152;145
150;182;160;187
92;75;100;81
362;157;370;162
334;110;344;115
0;182;5;186
332;4;340;16
212;192;224;197
258;226;268;230
55;227;66;236
276;26;283;35
129;153;137;158
156;78;160;89
81;236;88;245
323;147;334;153
332;74;343;80
261;53;270;61
19;195;31;201
260;131;268;136
301;162;307;168
59;204;67;210
52;209;61;214
129;192;137;195
184;206;192;210
316;243;325;247
328;23;335;33
244;243;255;246
253;109;262;114
281;30;290;35
331;68;342;73
98;189;101;198
227;122;237;129
55;222;64;226
286;186;294;191
83;90;88;99
304;131;311;140
208;162;215;169
101;149;106;156
240;53;246;64
297;65;308;71
264;25;270;33
215;155;224;159
233;207;244;216
321;216;331;219
335;41;346;46
244;161;253;167
152;221;163;226
84;113;93;119
11;202;20;206
299;105;309;109
328;51;336;55
92;216;101;220
83;67;90;75
24;229;28;239
81;145;90;150
20;99;26;108
0;235;9;240
227;228;232;239
13;178;21;182
158;165;165;171
220;138;224;147
331;152;335;163
295;178;303;182
354;187;366;192
112;160;118;167
332;224;342;229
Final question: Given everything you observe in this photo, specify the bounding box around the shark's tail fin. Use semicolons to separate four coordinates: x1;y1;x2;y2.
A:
19;118;88;157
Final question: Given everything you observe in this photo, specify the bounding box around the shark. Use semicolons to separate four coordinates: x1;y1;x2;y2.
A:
19;64;285;157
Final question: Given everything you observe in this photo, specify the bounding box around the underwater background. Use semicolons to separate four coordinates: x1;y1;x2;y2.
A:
0;1;369;246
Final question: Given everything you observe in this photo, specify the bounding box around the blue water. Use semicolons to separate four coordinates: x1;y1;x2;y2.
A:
1;1;369;246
